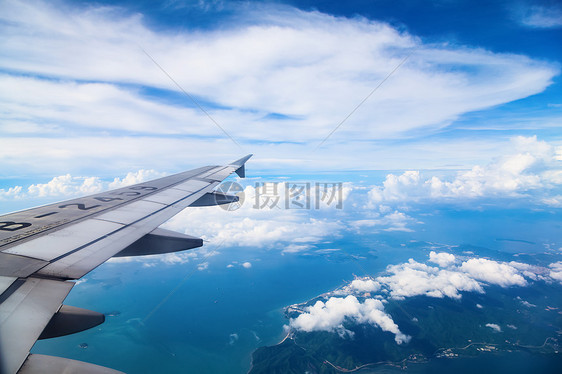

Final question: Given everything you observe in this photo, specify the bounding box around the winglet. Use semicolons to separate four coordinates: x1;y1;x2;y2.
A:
230;154;253;178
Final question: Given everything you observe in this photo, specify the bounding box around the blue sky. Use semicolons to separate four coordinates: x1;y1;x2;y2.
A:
0;0;561;204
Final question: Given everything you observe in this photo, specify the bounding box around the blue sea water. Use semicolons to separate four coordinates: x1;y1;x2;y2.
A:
30;174;562;373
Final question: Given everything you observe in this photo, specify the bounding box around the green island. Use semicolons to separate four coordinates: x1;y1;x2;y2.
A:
249;283;562;373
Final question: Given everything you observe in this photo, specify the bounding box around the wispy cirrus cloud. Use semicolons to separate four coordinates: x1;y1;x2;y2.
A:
517;4;562;28
0;0;559;175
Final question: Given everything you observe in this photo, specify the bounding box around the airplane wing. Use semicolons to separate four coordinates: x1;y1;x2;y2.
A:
0;155;252;374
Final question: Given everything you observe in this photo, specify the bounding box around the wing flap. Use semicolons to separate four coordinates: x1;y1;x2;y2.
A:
114;228;203;257
18;354;124;374
0;278;73;374
0;253;48;278
35;223;153;279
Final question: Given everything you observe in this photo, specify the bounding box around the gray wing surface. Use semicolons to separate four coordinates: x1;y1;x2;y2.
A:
0;155;252;374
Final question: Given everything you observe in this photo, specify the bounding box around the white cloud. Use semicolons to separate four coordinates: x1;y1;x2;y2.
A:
429;251;456;267
520;300;536;308
374;253;548;301
0;133;542;177
109;170;166;188
0;186;24;200
161;252;197;265
542;195;562;207
2;1;556;139
460;258;527;287
27;174;103;197
0;169;164;200
0;1;559;174
376;259;484;300
508;261;547;281
0;174;104;200
519;5;562;28
242;262;252;269
162;185;346;248
350;278;380;293
485;323;502;333
289;295;410;344
350;210;416;233
367;136;562;206
282;244;313;254
229;333;239;345
198;262;209;271
549;261;562;282
106;247;199;266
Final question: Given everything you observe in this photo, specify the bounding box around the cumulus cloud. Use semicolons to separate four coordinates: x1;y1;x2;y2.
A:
27;174;103;197
0;170;164;200
107;249;199;266
485;323;502;333
108;169;166;188
0;174;103;200
429;251;456;267
376;259;484;299
549;261;562;282
289;295;410;344
508;261;547;281
460;258;527;287
375;252;552;301
350;278;381;293
242;262;252;269
160;251;197;265
367;136;562;206
0;186;24;200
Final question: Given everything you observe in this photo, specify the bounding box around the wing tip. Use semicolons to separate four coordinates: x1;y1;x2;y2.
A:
230;154;253;167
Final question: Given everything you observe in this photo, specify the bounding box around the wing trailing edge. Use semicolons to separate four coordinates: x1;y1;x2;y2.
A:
18;354;124;374
113;228;203;257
